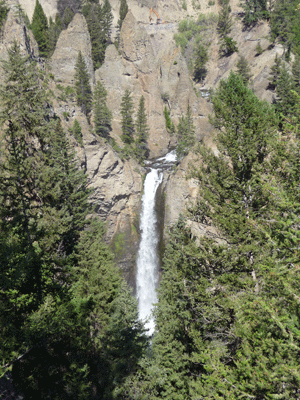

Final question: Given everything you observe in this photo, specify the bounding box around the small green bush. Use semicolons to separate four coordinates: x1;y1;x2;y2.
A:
255;41;263;55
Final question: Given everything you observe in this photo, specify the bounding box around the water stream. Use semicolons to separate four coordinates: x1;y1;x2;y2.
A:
136;150;177;335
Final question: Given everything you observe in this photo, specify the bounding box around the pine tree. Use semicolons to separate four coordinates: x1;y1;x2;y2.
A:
47;14;63;57
135;95;149;161
0;0;8;30
31;0;49;57
176;103;195;159
74;51;92;117
275;64;297;119
117;0;128;39
217;0;232;37
118;0;128;29
240;0;269;26
120;89;135;144
82;0;113;69
0;41;56;375
219;35;238;56
62;5;74;28
292;54;300;92
193;42;208;83
268;53;282;90
72;118;83;145
236;55;252;84
93;80;112;139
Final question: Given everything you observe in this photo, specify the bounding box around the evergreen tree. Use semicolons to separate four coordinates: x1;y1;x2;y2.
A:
236;55;252;84
31;0;49;57
120;89;135;144
62;5;74;28
47;14;63;57
72;118;83;145
93;80;112;139
138;72;300;399
268;53;282;90
0;0;8;30
135;95;149;161
117;0;128;39
176;104;195;159
275;64;297;119
217;0;232;37
193;42;209;83
74;51;92;117
292;54;300;92
219;35;238;56
82;0;113;69
270;0;300;57
240;0;269;26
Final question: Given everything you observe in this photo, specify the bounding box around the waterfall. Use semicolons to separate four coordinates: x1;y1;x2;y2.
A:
136;150;177;335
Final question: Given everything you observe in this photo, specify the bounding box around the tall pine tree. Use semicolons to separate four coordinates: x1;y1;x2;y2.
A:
74;51;92;117
93;80;112;139
31;0;49;57
120;89;135;144
135;95;149;161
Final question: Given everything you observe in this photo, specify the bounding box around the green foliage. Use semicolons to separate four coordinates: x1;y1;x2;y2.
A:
30;0;49;57
193;41;209;82
62;5;74;28
275;64;297;119
240;0;269;26
268;53;282;90
219;35;238;56
93;80;112;139
0;40;148;398
174;14;217;52
217;0;232;36
74;51;92;117
135;95;150;161
120;89;135;144
236;55;252;84
0;0;8;31
82;0;113;69
118;0;128;32
137;72;300;399
270;0;300;57
255;40;263;55
47;14;63;57
163;106;176;134
72;119;83;145
176;103;195;159
292;54;300;91
182;0;187;10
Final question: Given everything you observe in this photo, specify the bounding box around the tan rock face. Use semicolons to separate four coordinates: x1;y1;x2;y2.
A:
51;13;94;86
96;11;212;158
83;137;144;282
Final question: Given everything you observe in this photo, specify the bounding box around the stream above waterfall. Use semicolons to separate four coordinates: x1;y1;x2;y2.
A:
136;150;177;335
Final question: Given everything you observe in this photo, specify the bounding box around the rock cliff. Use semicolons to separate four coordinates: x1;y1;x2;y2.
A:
96;10;212;158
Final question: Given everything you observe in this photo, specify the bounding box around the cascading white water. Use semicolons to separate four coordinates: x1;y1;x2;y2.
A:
136;168;163;335
136;150;177;335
